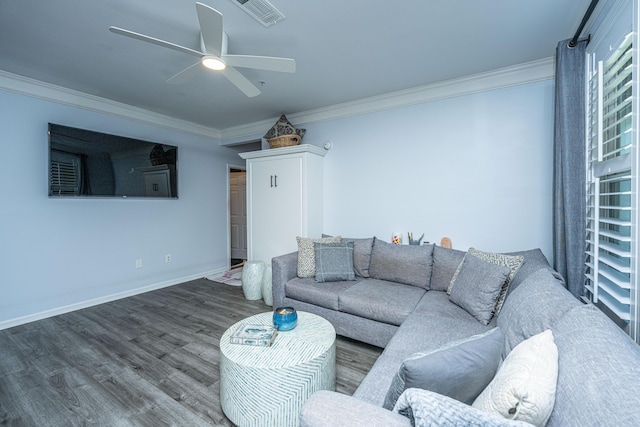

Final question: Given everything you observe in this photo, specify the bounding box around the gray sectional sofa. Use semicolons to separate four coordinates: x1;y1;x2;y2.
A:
271;237;640;426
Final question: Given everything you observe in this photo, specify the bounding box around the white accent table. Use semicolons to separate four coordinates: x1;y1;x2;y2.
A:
220;311;336;427
242;261;265;300
262;265;273;306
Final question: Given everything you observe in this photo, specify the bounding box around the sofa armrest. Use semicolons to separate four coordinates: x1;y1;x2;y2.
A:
272;251;298;308
300;391;411;427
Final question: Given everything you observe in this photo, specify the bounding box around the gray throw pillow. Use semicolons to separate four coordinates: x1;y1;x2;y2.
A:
314;242;356;282
449;254;511;325
323;235;374;277
384;328;503;409
448;248;524;316
369;238;434;289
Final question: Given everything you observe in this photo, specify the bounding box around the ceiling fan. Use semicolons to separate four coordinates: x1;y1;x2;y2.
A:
109;2;296;97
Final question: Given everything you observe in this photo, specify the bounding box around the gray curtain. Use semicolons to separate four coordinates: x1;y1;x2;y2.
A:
553;38;588;298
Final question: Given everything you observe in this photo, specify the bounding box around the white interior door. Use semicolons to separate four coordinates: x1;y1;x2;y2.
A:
230;169;247;260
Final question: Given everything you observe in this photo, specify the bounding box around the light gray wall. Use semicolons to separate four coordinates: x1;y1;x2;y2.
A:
0;89;239;326
1;75;555;327
302;80;555;258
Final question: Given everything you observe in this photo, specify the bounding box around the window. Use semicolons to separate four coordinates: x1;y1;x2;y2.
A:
585;31;638;341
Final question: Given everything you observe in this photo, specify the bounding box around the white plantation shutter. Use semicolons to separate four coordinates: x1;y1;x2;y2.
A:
585;32;636;334
49;151;81;196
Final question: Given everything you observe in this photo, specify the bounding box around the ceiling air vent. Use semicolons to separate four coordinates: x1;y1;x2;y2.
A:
230;0;285;27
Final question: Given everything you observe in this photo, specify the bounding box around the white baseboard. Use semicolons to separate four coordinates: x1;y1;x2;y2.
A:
0;267;228;331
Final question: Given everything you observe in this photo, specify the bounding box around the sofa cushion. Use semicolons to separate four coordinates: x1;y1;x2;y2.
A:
369;238;434;289
430;246;467;291
473;330;558;427
285;277;360;310
384;327;503;409
389;310;495;359
394;388;534;427
448;248;524;316
323;235;375;278
497;268;580;357
314;241;356;282
503;248;555;295
354;310;493;407
547;304;640;427
344;237;374;278
296;235;342;277
338;279;425;326
411;290;487;324
449;254;512;325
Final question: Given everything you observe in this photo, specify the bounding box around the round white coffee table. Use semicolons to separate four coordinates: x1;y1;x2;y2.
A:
220;311;336;427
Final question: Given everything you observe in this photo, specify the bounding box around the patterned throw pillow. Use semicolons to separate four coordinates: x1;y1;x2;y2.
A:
263;114;306;139
314;242;356;282
296;236;342;278
448;248;524;315
394;388;534;427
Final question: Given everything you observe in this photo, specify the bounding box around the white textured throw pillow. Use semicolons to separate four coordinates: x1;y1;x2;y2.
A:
296;236;342;278
473;330;558;427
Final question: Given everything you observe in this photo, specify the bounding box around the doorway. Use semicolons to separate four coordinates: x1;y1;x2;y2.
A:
229;167;247;267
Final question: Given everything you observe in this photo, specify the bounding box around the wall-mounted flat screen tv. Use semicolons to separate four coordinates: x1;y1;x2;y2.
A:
48;123;178;198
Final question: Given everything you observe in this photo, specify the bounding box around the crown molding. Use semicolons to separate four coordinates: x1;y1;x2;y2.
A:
0;56;555;145
219;57;555;143
0;70;222;139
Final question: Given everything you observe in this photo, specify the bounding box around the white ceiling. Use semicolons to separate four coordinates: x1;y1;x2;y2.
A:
0;0;591;131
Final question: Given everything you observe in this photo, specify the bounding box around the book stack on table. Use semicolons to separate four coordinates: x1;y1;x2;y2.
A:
230;324;278;347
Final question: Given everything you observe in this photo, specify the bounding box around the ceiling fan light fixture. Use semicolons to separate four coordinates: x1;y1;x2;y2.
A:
202;56;226;70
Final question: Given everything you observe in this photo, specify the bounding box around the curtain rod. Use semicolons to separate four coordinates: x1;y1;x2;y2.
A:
568;0;600;48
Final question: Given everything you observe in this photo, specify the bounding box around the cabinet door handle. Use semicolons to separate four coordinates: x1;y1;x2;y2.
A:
274;175;277;187
270;175;273;187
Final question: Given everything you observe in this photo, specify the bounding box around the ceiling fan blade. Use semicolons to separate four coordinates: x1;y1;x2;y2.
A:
222;66;261;97
195;2;223;56
109;26;204;58
166;61;202;84
223;55;296;73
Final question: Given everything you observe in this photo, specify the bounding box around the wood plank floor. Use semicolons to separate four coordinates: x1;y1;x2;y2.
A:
0;279;382;426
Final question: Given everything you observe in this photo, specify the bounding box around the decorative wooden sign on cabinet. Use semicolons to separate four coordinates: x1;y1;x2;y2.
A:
239;144;326;265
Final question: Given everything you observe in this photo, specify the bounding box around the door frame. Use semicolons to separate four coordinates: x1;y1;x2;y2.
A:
227;163;247;269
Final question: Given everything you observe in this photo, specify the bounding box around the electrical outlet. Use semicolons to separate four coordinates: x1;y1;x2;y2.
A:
165;254;172;263
136;259;143;269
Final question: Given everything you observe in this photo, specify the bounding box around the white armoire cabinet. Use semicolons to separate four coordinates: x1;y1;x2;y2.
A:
239;144;326;265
